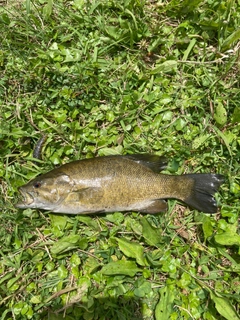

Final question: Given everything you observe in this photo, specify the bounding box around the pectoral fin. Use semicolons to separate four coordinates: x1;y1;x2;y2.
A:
140;199;167;213
66;187;104;204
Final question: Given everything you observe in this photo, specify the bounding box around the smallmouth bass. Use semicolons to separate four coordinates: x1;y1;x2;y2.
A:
16;154;224;214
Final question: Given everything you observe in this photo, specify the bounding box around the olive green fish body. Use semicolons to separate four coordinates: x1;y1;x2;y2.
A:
16;155;224;214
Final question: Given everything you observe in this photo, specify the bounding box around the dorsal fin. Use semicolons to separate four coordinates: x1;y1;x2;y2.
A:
123;154;168;172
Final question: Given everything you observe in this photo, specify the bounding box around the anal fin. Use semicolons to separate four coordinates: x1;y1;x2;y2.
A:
140;199;167;213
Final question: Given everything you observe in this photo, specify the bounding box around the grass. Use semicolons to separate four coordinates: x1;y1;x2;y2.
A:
0;0;240;319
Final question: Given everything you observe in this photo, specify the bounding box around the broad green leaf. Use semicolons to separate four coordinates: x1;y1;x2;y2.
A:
140;217;163;247
214;102;227;126
159;96;172;105
57;265;68;279
127;216;143;235
116;238;148;266
232;106;240;123
77;215;100;230
202;216;213;240
215;232;240;246
51;234;80;255
175;118;186;131
101;260;141;276
155;286;175;320
49;214;68;230
105;26;120;40
45;261;55;272
7;277;20;290
30;295;42;304
151;60;177;74
21;303;33;317
0;13;10;25
192;134;210;149
83;257;100;274
98;146;123;156
104;212;124;224
223;131;237;145
13;302;23;315
70;253;81;267
162;111;173;121
210;291;240;320
134;281;152;298
215;222;240;246
218;219;228;230
230;182;240;195
177;272;192;288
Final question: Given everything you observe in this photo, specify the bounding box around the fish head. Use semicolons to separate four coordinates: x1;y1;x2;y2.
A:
16;171;73;211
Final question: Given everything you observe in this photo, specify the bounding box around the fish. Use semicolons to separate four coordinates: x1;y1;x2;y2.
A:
15;154;224;214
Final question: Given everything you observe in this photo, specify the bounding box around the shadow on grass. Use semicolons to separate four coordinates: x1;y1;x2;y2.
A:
40;295;144;320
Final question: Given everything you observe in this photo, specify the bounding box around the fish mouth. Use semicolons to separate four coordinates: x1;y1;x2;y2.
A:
15;188;35;208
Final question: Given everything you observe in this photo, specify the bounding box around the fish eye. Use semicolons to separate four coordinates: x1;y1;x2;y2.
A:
34;182;41;188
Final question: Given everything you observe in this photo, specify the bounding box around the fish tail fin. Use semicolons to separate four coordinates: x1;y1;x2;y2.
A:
183;174;224;213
